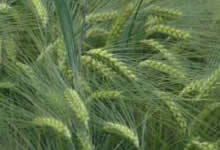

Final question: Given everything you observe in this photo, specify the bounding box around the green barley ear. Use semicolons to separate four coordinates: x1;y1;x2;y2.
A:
32;117;71;139
158;91;187;133
56;37;67;72
86;28;110;49
37;39;60;62
31;0;48;27
151;6;182;19
64;89;93;149
106;3;134;45
139;60;186;79
101;121;139;148
164;99;187;133
58;65;72;81
86;11;118;24
141;39;181;67
64;89;89;128
145;15;164;28
76;131;94;150
87;48;137;81
81;55;115;80
179;79;204;97
86;28;110;39
179;68;220;99
184;138;218;150
146;25;191;40
196;67;220;100
87;90;123;104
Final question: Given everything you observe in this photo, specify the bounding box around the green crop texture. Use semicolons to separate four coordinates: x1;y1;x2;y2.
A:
0;0;220;149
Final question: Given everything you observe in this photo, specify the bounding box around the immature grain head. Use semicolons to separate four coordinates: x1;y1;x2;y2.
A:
141;39;180;67
31;0;48;27
184;138;218;150
81;55;116;80
166;100;187;133
87;48;137;81
179;79;204;97
87;90;122;103
146;25;191;40
86;11;118;24
32;117;71;139
106;3;134;45
86;28;110;39
37;39;60;62
76;131;94;150
139;60;185;79
197;67;220;98
145;15;164;28
158;91;187;133
151;6;182;19
102;121;139;148
56;38;66;70
64;89;89;128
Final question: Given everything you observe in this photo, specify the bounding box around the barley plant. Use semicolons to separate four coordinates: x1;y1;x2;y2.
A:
0;0;220;149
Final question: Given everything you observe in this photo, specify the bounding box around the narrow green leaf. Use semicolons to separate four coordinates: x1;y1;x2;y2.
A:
53;0;80;86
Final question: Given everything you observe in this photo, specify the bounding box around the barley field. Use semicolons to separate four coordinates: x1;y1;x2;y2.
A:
0;0;220;150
